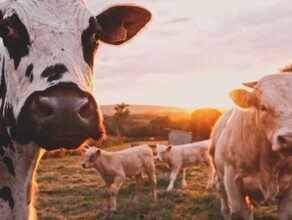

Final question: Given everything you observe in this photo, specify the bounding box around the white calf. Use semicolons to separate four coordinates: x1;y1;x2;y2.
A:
156;140;213;191
82;145;157;211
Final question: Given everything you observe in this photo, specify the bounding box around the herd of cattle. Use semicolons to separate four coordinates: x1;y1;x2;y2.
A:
81;140;213;211
0;0;291;219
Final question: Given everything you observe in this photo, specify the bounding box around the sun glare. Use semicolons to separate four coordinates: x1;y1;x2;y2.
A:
92;0;284;111
150;73;255;110
95;73;261;111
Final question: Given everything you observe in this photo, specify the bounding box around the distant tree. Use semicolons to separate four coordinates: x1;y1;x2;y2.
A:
189;108;222;141
169;118;190;131
279;64;292;73
150;116;171;138
126;125;153;138
112;102;130;144
102;115;115;136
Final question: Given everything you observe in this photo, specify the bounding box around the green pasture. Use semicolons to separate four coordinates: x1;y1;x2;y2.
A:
36;144;277;220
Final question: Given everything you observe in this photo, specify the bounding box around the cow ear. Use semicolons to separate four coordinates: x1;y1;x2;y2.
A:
0;1;10;20
229;89;258;109
167;145;172;151
96;5;151;45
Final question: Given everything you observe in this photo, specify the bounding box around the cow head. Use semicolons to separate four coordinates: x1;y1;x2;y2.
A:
230;73;292;155
155;144;172;162
81;146;100;169
0;0;151;150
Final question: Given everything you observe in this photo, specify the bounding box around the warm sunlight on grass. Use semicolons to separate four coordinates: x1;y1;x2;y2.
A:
37;143;277;220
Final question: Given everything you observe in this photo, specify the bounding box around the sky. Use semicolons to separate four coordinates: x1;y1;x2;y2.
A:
86;0;292;109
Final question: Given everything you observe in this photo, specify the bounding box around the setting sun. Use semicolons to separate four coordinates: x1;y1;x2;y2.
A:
88;0;291;110
94;71;270;110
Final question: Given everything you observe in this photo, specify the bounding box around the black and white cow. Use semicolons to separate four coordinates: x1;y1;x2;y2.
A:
0;0;151;219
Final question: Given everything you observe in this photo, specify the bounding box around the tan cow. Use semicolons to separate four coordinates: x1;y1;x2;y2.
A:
155;140;214;191
82;145;157;211
210;73;292;220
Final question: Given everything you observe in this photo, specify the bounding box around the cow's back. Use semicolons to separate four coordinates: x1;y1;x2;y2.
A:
171;141;210;168
116;145;154;177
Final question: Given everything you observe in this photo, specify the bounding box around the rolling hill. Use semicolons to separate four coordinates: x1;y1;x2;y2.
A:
100;104;194;116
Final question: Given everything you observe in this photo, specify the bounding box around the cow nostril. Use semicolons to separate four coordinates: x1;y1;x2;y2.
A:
277;135;287;146
78;98;93;119
277;135;292;149
32;96;53;117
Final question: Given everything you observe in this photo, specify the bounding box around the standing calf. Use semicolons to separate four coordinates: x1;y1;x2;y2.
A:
155;140;214;191
82;145;157;211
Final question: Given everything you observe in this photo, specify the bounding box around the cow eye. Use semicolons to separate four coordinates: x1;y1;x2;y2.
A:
0;21;14;38
89;155;95;161
259;105;267;112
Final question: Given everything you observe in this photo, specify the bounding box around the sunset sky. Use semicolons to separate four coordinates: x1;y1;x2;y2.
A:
87;0;292;109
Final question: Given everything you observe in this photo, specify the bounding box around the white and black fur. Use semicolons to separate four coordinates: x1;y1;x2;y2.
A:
0;0;151;219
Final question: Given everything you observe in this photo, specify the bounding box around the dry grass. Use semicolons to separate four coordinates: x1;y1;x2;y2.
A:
36;146;278;220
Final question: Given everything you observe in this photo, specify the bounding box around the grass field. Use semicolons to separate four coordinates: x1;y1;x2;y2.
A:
36;145;278;220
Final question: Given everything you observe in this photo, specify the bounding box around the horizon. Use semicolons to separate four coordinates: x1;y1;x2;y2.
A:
99;103;227;115
87;0;292;109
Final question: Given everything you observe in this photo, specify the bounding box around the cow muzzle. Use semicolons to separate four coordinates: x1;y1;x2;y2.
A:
14;83;105;150
153;155;160;161
273;129;292;155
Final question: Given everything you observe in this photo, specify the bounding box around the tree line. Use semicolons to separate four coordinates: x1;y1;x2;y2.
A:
102;103;222;145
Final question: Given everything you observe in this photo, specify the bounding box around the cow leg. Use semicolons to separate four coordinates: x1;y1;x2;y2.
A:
278;184;292;220
134;172;144;202
224;166;253;220
145;170;157;201
181;168;187;189
167;167;180;191
105;177;124;211
217;178;231;220
110;176;124;211
206;163;214;190
105;183;114;211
